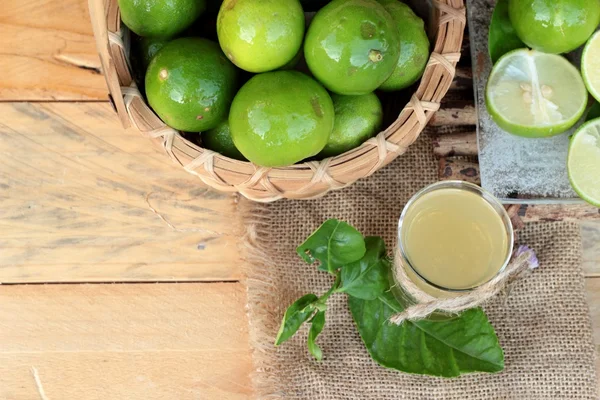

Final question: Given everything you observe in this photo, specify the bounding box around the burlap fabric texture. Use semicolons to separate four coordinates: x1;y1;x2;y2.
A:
243;133;598;399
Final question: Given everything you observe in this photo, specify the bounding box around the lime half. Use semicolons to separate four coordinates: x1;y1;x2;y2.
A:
486;49;587;137
582;31;600;103
568;119;600;207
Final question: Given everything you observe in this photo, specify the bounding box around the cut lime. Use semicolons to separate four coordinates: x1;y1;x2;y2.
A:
486;49;587;137
568;119;600;207
582;31;600;103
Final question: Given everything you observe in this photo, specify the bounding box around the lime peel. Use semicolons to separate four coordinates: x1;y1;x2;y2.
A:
582;31;600;103
485;49;587;138
568;119;600;207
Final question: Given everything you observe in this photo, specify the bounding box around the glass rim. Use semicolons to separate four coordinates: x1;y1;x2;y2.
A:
397;180;515;293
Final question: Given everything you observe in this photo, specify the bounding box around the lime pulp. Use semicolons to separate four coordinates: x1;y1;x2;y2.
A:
485;49;587;137
568;119;600;207
582;31;600;103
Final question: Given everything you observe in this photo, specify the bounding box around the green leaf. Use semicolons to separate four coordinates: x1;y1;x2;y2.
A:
348;291;504;377
337;236;389;300
586;102;600;122
488;0;525;64
275;294;318;346
297;219;366;273
307;311;326;361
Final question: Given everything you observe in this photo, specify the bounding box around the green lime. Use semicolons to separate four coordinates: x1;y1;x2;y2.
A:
508;0;600;54
568;119;600;207
582;31;600;103
130;36;170;90
377;0;429;91
304;0;401;95
133;36;169;71
488;0;525;64
202;120;246;161
118;0;205;38
146;38;238;132
279;47;304;71
229;71;334;167
217;0;305;73
485;49;587;137
319;93;383;158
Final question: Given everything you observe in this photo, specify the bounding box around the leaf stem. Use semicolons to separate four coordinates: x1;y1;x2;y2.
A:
320;272;341;302
314;273;341;311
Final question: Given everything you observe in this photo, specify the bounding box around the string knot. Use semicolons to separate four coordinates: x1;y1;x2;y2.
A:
389;246;539;325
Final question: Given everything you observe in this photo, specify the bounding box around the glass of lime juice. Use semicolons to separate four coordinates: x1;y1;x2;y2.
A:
393;181;514;315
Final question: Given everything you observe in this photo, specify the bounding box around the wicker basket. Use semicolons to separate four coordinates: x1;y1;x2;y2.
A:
88;0;466;202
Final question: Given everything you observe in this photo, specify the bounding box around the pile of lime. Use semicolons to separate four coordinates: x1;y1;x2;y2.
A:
119;0;431;167
485;0;600;207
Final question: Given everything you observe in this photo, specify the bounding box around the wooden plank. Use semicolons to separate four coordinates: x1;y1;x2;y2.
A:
432;131;477;157
0;103;244;283
429;106;477;126
592;350;599;389
438;157;480;184
583;222;600;277
449;66;473;91
585;279;600;386
518;204;600;223
0;283;252;399
0;0;107;100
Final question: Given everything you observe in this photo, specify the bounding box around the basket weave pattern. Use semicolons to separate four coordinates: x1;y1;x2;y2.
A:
89;0;466;202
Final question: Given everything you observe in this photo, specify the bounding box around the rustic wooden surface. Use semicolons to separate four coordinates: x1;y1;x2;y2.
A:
0;0;107;101
0;102;244;283
0;0;599;397
0;283;252;399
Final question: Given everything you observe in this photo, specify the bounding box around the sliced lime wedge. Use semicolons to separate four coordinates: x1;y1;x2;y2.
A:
582;31;600;103
486;49;587;137
568;119;600;207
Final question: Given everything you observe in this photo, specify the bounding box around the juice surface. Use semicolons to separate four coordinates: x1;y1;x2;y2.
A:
401;188;509;290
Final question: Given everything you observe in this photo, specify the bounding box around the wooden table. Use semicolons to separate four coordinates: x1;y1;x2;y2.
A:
0;1;599;398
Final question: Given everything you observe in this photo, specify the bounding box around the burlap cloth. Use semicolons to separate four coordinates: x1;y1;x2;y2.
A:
242;132;598;399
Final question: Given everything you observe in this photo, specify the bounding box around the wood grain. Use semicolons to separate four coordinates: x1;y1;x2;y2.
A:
0;102;244;283
585;276;600;386
438;157;480;183
429;106;477;126
586;279;600;342
0;0;107;100
432;132;477;157
519;204;600;223
449;66;474;91
0;283;252;399
583;223;600;277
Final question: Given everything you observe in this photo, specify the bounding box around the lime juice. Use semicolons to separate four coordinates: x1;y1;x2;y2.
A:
397;181;514;298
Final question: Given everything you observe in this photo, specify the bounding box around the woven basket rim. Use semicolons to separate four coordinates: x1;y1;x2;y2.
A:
89;0;466;202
